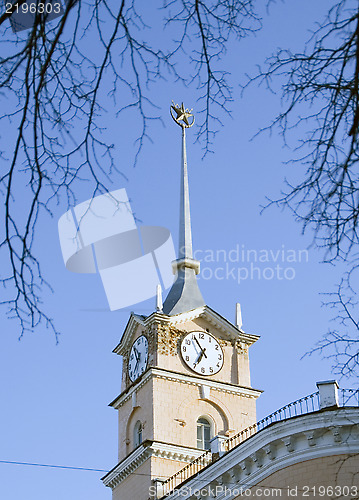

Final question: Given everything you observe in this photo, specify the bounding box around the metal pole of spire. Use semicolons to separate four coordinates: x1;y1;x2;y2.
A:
170;101;195;262
180;123;193;260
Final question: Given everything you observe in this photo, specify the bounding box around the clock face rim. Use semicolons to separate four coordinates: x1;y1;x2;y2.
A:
128;335;149;382
180;330;224;376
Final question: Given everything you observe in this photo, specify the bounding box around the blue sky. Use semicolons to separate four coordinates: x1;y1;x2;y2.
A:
0;1;355;499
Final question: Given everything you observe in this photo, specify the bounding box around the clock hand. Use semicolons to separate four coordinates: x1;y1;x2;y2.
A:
134;359;140;376
194;336;208;359
134;350;141;373
133;347;139;361
194;348;207;367
194;336;202;350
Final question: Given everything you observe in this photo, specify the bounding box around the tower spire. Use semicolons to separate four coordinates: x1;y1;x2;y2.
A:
162;102;205;315
179;111;193;261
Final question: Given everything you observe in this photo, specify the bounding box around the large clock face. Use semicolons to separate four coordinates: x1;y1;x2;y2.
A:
128;335;148;382
180;331;224;376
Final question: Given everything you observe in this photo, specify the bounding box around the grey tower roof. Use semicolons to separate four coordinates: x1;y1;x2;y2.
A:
163;103;205;315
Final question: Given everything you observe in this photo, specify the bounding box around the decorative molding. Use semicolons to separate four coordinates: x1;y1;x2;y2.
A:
282;435;295;452
113;306;259;358
303;430;316;447
162;408;359;499
110;367;262;410
263;443;275;460
144;312;172;326
218;337;230;348
166;306;259;346
113;314;145;356
102;441;204;490
330;425;343;443
235;341;249;354
102;443;151;489
157;324;183;356
152;442;204;463
166;306;206;325
200;384;211;400
152;368;262;399
198;307;259;345
131;392;137;409
110;370;153;409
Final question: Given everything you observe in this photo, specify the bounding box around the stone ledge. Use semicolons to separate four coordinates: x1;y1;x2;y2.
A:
110;367;262;409
102;440;206;490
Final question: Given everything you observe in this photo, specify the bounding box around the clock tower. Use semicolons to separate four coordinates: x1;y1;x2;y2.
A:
102;103;261;499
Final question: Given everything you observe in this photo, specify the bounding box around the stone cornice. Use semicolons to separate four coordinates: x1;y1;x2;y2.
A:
164;306;259;345
109;367;262;410
153;368;262;399
152;441;205;462
102;441;205;490
199;306;259;345
102;441;151;489
109;369;153;408
144;312;171;326
113;313;145;356
162;408;359;499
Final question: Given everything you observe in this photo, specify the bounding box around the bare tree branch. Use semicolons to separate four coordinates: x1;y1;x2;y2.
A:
242;0;359;377
304;274;359;378
249;0;359;263
0;0;259;336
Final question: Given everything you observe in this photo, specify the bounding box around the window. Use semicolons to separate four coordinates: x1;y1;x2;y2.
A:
133;420;142;448
197;417;211;450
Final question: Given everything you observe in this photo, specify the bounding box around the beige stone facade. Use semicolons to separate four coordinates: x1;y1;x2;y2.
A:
115;370;258;462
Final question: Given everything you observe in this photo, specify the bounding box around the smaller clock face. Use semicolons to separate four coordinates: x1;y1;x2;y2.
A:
128;335;149;382
180;331;224;376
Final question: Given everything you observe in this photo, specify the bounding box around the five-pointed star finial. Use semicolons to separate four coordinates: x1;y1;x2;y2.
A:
170;101;195;128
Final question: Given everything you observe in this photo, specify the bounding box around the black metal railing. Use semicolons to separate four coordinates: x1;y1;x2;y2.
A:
226;391;320;451
159;449;212;496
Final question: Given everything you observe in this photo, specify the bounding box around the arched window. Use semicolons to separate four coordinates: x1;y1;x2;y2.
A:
133;420;143;448
196;417;211;450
